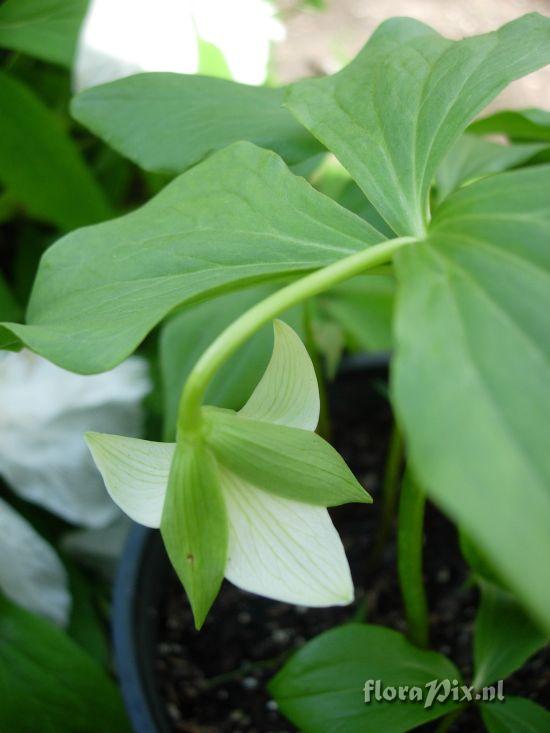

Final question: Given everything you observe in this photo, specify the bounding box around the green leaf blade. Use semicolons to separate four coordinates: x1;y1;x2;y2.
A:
469;108;550;141
393;166;550;633
473;580;547;688
270;623;462;733
481;696;550;733
1;142;382;373
0;0;87;67
0;71;110;231
71;73;323;174
287;13;550;236
0;594;130;733
435;134;547;202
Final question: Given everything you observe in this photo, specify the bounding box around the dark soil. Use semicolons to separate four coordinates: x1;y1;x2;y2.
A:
151;366;550;733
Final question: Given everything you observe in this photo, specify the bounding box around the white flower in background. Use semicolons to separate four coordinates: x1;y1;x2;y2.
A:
87;322;358;608
74;0;285;92
0;350;150;528
193;0;285;84
0;496;70;626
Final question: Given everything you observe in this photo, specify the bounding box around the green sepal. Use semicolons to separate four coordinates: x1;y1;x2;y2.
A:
204;408;371;507
160;441;228;629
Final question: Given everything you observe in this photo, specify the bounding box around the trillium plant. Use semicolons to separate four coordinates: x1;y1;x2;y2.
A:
2;9;550;733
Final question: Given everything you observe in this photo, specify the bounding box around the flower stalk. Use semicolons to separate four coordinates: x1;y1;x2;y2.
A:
398;470;429;648
177;236;416;434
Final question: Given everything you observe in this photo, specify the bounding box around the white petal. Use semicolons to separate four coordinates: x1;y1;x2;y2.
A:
220;468;354;606
193;0;285;85
73;0;199;92
0;497;71;626
240;320;320;431
0;351;150;527
85;433;174;528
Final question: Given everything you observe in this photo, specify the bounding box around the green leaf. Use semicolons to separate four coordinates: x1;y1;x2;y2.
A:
160;285;303;440
311;155;394;236
66;564;109;668
392;166;550;633
435;134;546;202
318;274;395;352
287;14;550;236
473;580;547;688
0;593;130;733
0;71;110;231
481;696;550;733
269;623;462;733
469;108;550;141
337;180;395;237
459;530;504;588
205;408;371;507
0;0;87;67
1;142;382;373
71;73;323;174
160;443;228;629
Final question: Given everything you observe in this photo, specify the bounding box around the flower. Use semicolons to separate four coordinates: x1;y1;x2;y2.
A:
0;496;70;626
87;321;371;620
0;350;150;528
74;0;285;92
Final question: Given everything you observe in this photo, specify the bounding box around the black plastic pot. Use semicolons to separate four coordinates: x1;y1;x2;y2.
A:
113;525;172;733
112;355;389;733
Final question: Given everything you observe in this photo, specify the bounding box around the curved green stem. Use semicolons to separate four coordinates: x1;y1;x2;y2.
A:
370;422;404;567
398;469;429;648
177;236;416;433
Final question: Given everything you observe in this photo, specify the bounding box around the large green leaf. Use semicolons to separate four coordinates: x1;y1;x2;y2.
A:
160;284;303;440
0;71;110;231
269;623;461;733
392;166;550;633
469;108;550;141
71;73;323;174
0;142;382;373
481;697;550;733
161;443;228;629
473;580;547;688
0;593;130;733
0;0;87;67
287;14;550;236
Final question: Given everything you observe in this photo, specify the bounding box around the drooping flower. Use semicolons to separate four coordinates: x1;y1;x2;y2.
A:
74;0;285;92
87;321;371;626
